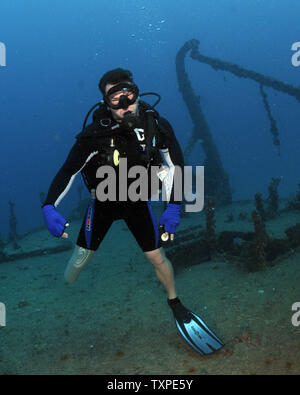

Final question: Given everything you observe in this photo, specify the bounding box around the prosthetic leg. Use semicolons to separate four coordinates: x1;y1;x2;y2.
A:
64;245;95;283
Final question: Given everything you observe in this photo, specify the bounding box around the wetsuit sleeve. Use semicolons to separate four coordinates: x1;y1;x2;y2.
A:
43;139;98;207
157;117;184;204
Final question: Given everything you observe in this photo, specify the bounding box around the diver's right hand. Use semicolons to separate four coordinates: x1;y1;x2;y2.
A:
42;204;69;238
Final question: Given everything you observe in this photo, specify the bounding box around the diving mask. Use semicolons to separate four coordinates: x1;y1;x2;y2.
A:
104;82;139;110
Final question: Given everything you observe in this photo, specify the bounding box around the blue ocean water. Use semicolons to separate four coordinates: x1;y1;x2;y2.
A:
1;0;300;237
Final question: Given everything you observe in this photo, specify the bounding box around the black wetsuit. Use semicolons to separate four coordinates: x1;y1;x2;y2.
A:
44;102;184;252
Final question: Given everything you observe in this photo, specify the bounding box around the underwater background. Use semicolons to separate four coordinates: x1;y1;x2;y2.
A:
1;0;300;375
1;0;300;236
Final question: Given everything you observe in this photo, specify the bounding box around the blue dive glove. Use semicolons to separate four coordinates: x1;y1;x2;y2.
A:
159;203;181;234
42;204;68;237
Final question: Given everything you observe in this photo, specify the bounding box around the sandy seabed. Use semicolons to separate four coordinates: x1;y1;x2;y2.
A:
1;200;300;375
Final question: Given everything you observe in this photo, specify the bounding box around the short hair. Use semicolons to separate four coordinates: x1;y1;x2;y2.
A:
98;68;134;94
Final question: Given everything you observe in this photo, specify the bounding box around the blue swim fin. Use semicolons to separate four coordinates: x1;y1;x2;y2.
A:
168;298;224;355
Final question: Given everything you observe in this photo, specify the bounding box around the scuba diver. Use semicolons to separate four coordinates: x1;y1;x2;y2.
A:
42;68;224;355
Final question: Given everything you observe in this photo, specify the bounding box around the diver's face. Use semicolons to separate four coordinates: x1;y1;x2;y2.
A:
105;82;138;122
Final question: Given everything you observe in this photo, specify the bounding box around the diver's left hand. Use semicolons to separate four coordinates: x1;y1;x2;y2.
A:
159;203;181;241
160;225;175;242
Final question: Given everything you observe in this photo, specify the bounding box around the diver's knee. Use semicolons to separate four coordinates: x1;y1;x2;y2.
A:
64;246;95;284
145;248;165;267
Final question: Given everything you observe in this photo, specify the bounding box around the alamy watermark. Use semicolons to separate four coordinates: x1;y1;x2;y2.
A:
291;302;300;327
0;302;6;326
95;159;204;212
291;42;300;67
0;42;6;67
